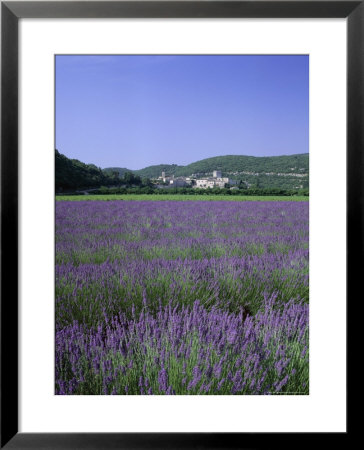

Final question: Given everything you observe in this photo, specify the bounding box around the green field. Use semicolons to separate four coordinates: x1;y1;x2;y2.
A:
56;194;309;202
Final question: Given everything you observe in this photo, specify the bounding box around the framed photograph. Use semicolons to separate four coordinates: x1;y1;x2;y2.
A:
1;1;356;447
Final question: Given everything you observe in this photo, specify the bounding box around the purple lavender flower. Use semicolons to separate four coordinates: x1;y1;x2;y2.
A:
158;368;168;392
55;200;309;395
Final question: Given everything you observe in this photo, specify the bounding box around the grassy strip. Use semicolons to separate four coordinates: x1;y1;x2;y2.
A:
56;194;309;202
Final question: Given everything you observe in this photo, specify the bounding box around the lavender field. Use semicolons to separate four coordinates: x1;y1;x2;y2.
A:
56;200;309;395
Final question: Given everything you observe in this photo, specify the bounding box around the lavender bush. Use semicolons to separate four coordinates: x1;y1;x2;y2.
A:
56;200;309;394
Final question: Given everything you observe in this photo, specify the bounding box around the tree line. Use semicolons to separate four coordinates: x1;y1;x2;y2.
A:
95;185;309;196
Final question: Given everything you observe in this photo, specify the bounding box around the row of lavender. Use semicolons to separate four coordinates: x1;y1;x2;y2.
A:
56;200;309;394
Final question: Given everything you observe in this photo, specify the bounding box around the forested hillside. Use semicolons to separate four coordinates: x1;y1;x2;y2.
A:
105;154;308;179
104;154;309;190
174;154;308;177
55;150;118;191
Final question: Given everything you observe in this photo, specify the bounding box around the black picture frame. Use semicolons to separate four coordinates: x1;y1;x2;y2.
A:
1;1;357;448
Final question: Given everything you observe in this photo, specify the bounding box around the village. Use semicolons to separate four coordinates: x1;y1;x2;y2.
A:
155;170;238;189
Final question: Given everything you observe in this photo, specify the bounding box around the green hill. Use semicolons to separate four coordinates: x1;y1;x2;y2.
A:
55;150;118;191
103;167;132;178
131;164;183;179
104;154;309;190
173;154;308;177
105;154;308;179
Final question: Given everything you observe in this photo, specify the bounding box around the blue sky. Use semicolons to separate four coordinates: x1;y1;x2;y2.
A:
56;55;308;169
